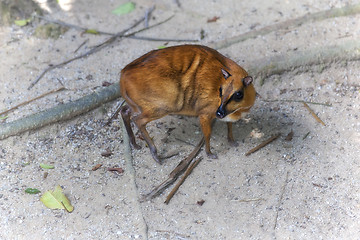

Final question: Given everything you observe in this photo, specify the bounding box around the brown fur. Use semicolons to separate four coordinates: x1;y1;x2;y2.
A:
120;45;256;163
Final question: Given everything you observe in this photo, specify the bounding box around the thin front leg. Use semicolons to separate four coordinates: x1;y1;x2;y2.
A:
199;115;217;159
227;122;239;147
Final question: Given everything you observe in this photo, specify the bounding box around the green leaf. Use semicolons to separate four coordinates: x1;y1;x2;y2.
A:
157;45;167;49
40;163;54;169
85;29;99;34
40;185;74;212
112;2;135;16
0;115;8;120
25;188;41;194
14;18;30;27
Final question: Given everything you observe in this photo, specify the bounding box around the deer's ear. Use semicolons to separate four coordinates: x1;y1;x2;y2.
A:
221;69;231;79
242;76;253;87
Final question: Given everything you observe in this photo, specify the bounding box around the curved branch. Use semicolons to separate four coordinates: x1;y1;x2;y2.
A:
0;84;120;140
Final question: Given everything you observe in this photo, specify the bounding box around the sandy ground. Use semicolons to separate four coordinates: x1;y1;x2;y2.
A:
1;0;360;239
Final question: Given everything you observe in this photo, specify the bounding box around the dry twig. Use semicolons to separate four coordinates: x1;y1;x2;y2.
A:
0;87;65;116
274;171;289;230
28;7;160;90
303;102;326;126
230;198;264;202
262;99;332;107
143;137;205;200
303;131;311;140
164;156;203;204
245;134;281;156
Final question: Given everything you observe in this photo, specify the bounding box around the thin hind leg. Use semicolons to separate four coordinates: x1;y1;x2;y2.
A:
120;105;141;150
133;114;162;164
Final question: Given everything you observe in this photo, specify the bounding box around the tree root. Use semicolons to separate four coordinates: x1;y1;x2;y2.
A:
247;40;360;85
0;83;120;140
209;3;360;49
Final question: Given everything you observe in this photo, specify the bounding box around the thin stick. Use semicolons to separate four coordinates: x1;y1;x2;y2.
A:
164;157;203;204
274;171;289;230
103;100;125;126
303;131;311;140
144;7;152;28
143;137;205;200
35;15;114;35
174;137;196;147
74;39;89;53
0;87;65;116
262;99;332;107
36;11;196;43
126;35;198;42
230;198;264;202
303;102;326;126
245;134;281;156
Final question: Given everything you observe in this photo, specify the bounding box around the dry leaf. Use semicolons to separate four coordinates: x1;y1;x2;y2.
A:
92;164;102;171
40;185;74;212
285;130;294;141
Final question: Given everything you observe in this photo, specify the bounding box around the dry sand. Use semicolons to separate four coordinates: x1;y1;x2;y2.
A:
1;0;360;239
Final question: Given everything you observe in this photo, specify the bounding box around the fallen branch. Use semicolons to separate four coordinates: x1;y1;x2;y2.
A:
143;137;205;201
245;133;281;156
209;3;360;49
164;156;203;204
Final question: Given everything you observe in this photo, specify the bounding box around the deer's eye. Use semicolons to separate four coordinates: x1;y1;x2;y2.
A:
232;90;244;102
